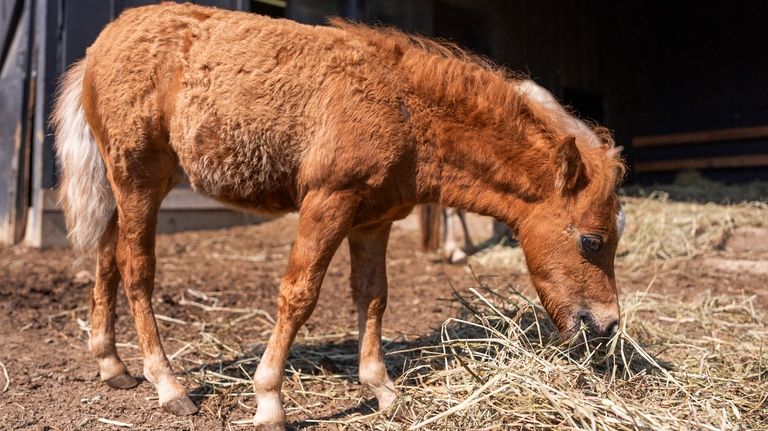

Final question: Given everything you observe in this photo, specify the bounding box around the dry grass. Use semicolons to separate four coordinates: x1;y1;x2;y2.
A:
617;193;766;271
623;170;768;204
179;281;768;430
367;286;768;430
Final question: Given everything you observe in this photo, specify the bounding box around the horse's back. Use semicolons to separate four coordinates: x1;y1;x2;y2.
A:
168;7;349;210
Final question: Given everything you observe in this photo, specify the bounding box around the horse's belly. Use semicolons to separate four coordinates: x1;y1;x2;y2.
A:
171;117;301;214
203;186;299;215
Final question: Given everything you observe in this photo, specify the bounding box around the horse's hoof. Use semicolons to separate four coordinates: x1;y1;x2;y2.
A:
105;373;139;389
386;404;407;421
377;393;398;412
448;248;469;264
162;396;198;416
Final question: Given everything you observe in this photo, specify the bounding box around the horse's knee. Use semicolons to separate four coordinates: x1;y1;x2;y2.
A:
114;240;155;292
357;295;387;321
277;281;320;326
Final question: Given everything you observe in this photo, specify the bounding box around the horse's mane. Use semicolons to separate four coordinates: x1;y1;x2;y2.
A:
330;19;626;189
330;19;526;113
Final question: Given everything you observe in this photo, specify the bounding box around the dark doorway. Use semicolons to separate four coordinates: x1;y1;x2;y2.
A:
433;1;491;57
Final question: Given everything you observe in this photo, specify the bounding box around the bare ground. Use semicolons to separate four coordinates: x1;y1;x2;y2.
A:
1;211;766;430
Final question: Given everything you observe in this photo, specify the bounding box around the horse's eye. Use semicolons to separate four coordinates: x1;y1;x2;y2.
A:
580;235;604;253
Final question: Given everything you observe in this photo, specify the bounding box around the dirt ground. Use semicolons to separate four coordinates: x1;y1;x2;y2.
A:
1;211;766;430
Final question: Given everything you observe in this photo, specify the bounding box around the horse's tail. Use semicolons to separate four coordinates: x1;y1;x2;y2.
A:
419;204;442;252
52;60;114;255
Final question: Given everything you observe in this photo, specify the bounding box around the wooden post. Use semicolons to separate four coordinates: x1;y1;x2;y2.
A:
0;0;32;245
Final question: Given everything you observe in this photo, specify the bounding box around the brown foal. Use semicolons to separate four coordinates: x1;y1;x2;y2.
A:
52;4;625;429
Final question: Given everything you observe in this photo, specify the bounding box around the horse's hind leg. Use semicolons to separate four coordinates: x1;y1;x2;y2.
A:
110;150;196;416
349;223;397;411
90;211;138;389
456;210;475;252
443;208;470;264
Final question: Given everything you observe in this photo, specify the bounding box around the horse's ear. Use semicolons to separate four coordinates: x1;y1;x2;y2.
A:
555;135;583;194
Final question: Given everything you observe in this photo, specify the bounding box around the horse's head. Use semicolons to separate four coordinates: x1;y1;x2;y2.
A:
517;135;624;342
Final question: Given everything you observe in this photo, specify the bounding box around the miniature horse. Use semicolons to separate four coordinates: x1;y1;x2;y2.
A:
52;4;625;429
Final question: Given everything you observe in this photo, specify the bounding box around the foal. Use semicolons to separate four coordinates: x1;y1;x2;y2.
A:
53;4;625;429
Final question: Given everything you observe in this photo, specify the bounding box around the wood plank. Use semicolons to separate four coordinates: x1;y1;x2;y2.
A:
0;0;23;69
35;187;267;248
634;154;768;173
24;0;59;248
42;187;228;211
633;125;768;148
160;188;229;210
32;208;268;248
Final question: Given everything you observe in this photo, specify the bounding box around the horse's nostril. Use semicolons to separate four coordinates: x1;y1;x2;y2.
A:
574;309;595;331
605;320;619;337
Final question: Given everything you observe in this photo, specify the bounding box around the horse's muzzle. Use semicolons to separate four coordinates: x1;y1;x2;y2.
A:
567;308;619;341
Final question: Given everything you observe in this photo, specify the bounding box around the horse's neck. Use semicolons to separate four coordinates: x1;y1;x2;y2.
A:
412;107;552;228
398;51;561;226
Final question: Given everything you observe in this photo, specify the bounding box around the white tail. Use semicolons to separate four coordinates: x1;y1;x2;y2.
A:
52;60;114;254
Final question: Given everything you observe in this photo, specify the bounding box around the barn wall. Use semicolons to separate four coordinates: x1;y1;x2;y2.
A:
426;1;768;183
603;2;768;183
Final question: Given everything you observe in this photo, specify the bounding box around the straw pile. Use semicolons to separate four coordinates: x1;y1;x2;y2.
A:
617;193;766;271
623;170;768;204
186;282;767;430
351;286;768;430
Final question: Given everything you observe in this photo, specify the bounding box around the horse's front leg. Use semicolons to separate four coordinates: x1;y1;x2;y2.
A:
455;210;475;253
252;190;358;430
348;223;397;411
